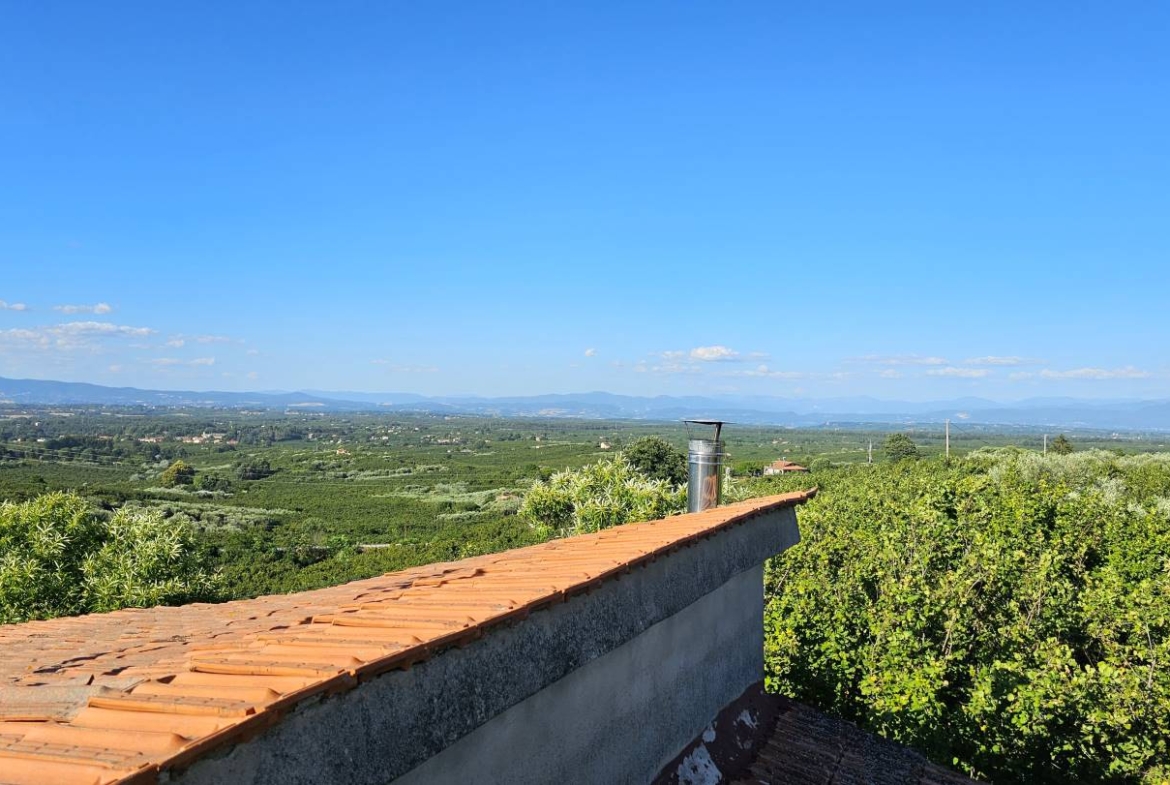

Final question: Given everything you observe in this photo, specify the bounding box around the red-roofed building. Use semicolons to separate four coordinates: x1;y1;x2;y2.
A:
763;459;809;475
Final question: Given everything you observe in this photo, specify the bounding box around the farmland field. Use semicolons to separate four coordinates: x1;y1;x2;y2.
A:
1;407;1164;600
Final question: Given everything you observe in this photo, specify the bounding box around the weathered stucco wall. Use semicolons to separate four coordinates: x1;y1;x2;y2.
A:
394;563;765;785
174;506;799;785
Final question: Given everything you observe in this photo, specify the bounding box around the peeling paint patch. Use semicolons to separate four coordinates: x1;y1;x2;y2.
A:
652;681;784;785
677;744;722;785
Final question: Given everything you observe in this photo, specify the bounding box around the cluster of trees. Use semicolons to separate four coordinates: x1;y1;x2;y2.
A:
880;432;1076;462
0;434;162;464
235;458;274;480
160;459;196;487
156;457;273;488
520;437;688;537
883;432;920;461
197;473;232;492
0;492;218;623
158;459;236;491
760;449;1170;782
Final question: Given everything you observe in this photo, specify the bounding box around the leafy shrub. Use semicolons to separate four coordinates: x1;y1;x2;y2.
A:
0;492;219;623
763;451;1170;783
520;457;685;538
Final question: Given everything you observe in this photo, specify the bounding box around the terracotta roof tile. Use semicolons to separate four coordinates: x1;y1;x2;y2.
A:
0;490;814;783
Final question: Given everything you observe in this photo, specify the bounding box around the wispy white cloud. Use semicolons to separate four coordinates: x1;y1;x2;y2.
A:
850;354;949;367
878;369;902;379
632;359;702;375
1034;369;1151;381
149;356;215;368
584;348;597;357
734;364;806;379
628;355;814;381
54;302;112;315
0;328;45;346
0;322;156;352
371;359;439;373
654;345;766;365
689;345;740;362
162;333;242;348
964;356;1040;367
926;367;991;378
0;300;29;311
54;321;153;338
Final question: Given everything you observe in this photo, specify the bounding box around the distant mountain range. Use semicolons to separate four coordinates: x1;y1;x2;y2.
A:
1;376;1168;431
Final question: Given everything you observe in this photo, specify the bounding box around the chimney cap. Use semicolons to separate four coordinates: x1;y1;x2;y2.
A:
682;419;731;442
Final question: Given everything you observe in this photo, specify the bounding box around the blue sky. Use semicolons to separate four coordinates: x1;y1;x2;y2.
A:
1;2;1167;400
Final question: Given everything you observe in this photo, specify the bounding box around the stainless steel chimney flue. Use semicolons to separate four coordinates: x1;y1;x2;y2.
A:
684;419;728;513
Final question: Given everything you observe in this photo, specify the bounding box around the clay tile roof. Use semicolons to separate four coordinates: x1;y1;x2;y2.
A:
0;490;815;784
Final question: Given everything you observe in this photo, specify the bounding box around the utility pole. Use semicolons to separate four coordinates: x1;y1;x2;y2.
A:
945;420;950;458
1043;434;1048;455
867;440;873;464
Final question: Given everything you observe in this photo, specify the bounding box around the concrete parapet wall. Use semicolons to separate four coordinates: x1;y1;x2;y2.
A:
175;505;800;785
395;563;766;785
